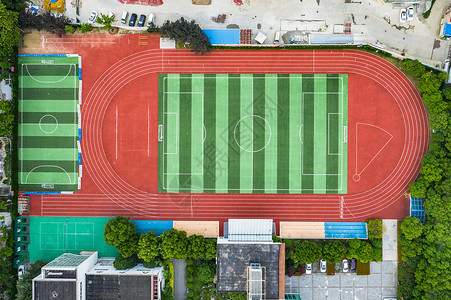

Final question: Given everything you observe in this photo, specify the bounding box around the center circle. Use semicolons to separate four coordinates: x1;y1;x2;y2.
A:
39;114;58;134
234;115;271;153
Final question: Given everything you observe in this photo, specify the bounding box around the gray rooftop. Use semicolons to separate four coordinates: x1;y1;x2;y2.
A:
217;243;280;299
45;253;90;267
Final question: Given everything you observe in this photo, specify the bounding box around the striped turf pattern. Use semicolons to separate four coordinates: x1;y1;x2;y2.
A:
19;56;79;191
158;74;348;194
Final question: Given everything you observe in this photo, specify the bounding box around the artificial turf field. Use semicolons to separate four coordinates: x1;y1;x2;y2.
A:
158;74;348;194
18;55;80;191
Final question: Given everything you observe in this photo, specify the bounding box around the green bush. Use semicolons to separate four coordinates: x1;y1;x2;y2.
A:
186;265;194;273
113;254;139;270
227;293;247;300
186;282;194;289
366;219;384;240
143;260;157;268
197;262;215;284
161;286;175;300
65;25;75;34
79;22;93;33
186;258;194;265
186;273;193;282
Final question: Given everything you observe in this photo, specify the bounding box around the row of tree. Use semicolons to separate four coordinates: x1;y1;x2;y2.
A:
401;59;451;299
0;1;20;81
19;9;68;37
103;216;217;263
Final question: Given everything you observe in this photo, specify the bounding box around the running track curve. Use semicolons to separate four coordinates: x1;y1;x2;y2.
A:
40;49;429;221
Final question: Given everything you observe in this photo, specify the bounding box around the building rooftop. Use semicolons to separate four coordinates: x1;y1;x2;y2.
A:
217;242;280;299
45;253;91;268
86;260;163;276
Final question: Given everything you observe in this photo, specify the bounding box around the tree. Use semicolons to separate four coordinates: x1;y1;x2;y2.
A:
322;240;347;263
97;13;115;30
160;228;188;260
444;87;451;100
402;59;425;78
186;234;206;259
429;111;449;132
16;260;47;300
291;241;322;264
204;238;217;260
227;293;247;300
366;219;384;240
197;262;215;284
356;242;374;263
80;23;93;33
19;11;68;37
409;177;429;199
0;1;19;79
420;154;444;183
401;216;424;240
418;72;447;94
103;216;139;258
113;253;139;270
138;231;160;262
160;17;212;55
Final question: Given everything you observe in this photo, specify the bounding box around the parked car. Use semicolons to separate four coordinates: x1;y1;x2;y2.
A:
129;13;137;26
88;11;98;24
137;14;146;27
18;265;25;278
407;6;414;22
350;258;357;273
121;11;128;24
320;259;327;273
147;13;156;27
306;263;312;274
342;259;349;272
400;8;407;23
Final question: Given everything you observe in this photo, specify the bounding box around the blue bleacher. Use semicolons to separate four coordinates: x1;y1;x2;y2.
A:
324;222;367;239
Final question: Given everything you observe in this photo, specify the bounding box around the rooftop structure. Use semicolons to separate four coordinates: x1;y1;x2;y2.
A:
33;252;164;300
216;242;281;299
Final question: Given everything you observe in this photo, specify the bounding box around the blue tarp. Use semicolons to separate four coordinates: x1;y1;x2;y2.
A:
131;220;173;236
203;29;240;45
310;34;354;44
324;222;367;239
444;23;451;37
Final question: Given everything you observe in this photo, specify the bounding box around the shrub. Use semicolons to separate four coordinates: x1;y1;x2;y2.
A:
143;260;157;268
197;262;215;284
186;265;194;273
80;22;93;33
113;254;139;270
65;25;75;33
366;219;384;240
186;258;194;265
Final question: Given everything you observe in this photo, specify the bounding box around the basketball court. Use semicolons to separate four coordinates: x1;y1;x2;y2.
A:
18;55;80;191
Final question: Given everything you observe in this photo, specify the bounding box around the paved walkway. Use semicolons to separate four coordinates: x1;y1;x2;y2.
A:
285;261;397;300
172;259;186;300
382;219;398;261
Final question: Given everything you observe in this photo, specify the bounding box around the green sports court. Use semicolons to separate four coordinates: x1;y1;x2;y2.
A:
158;74;348;194
19;55;80;191
28;217;118;262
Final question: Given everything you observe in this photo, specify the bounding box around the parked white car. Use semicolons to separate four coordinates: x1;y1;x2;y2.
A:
320;259;327;273
88;11;98;24
407;6;414;22
400;8;407;23
306;263;312;274
342;259;349;272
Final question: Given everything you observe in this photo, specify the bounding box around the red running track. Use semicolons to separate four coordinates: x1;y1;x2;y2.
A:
22;34;428;222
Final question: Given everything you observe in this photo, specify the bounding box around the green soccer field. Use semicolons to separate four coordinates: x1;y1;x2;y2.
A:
158;74;348;194
19;55;80;192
